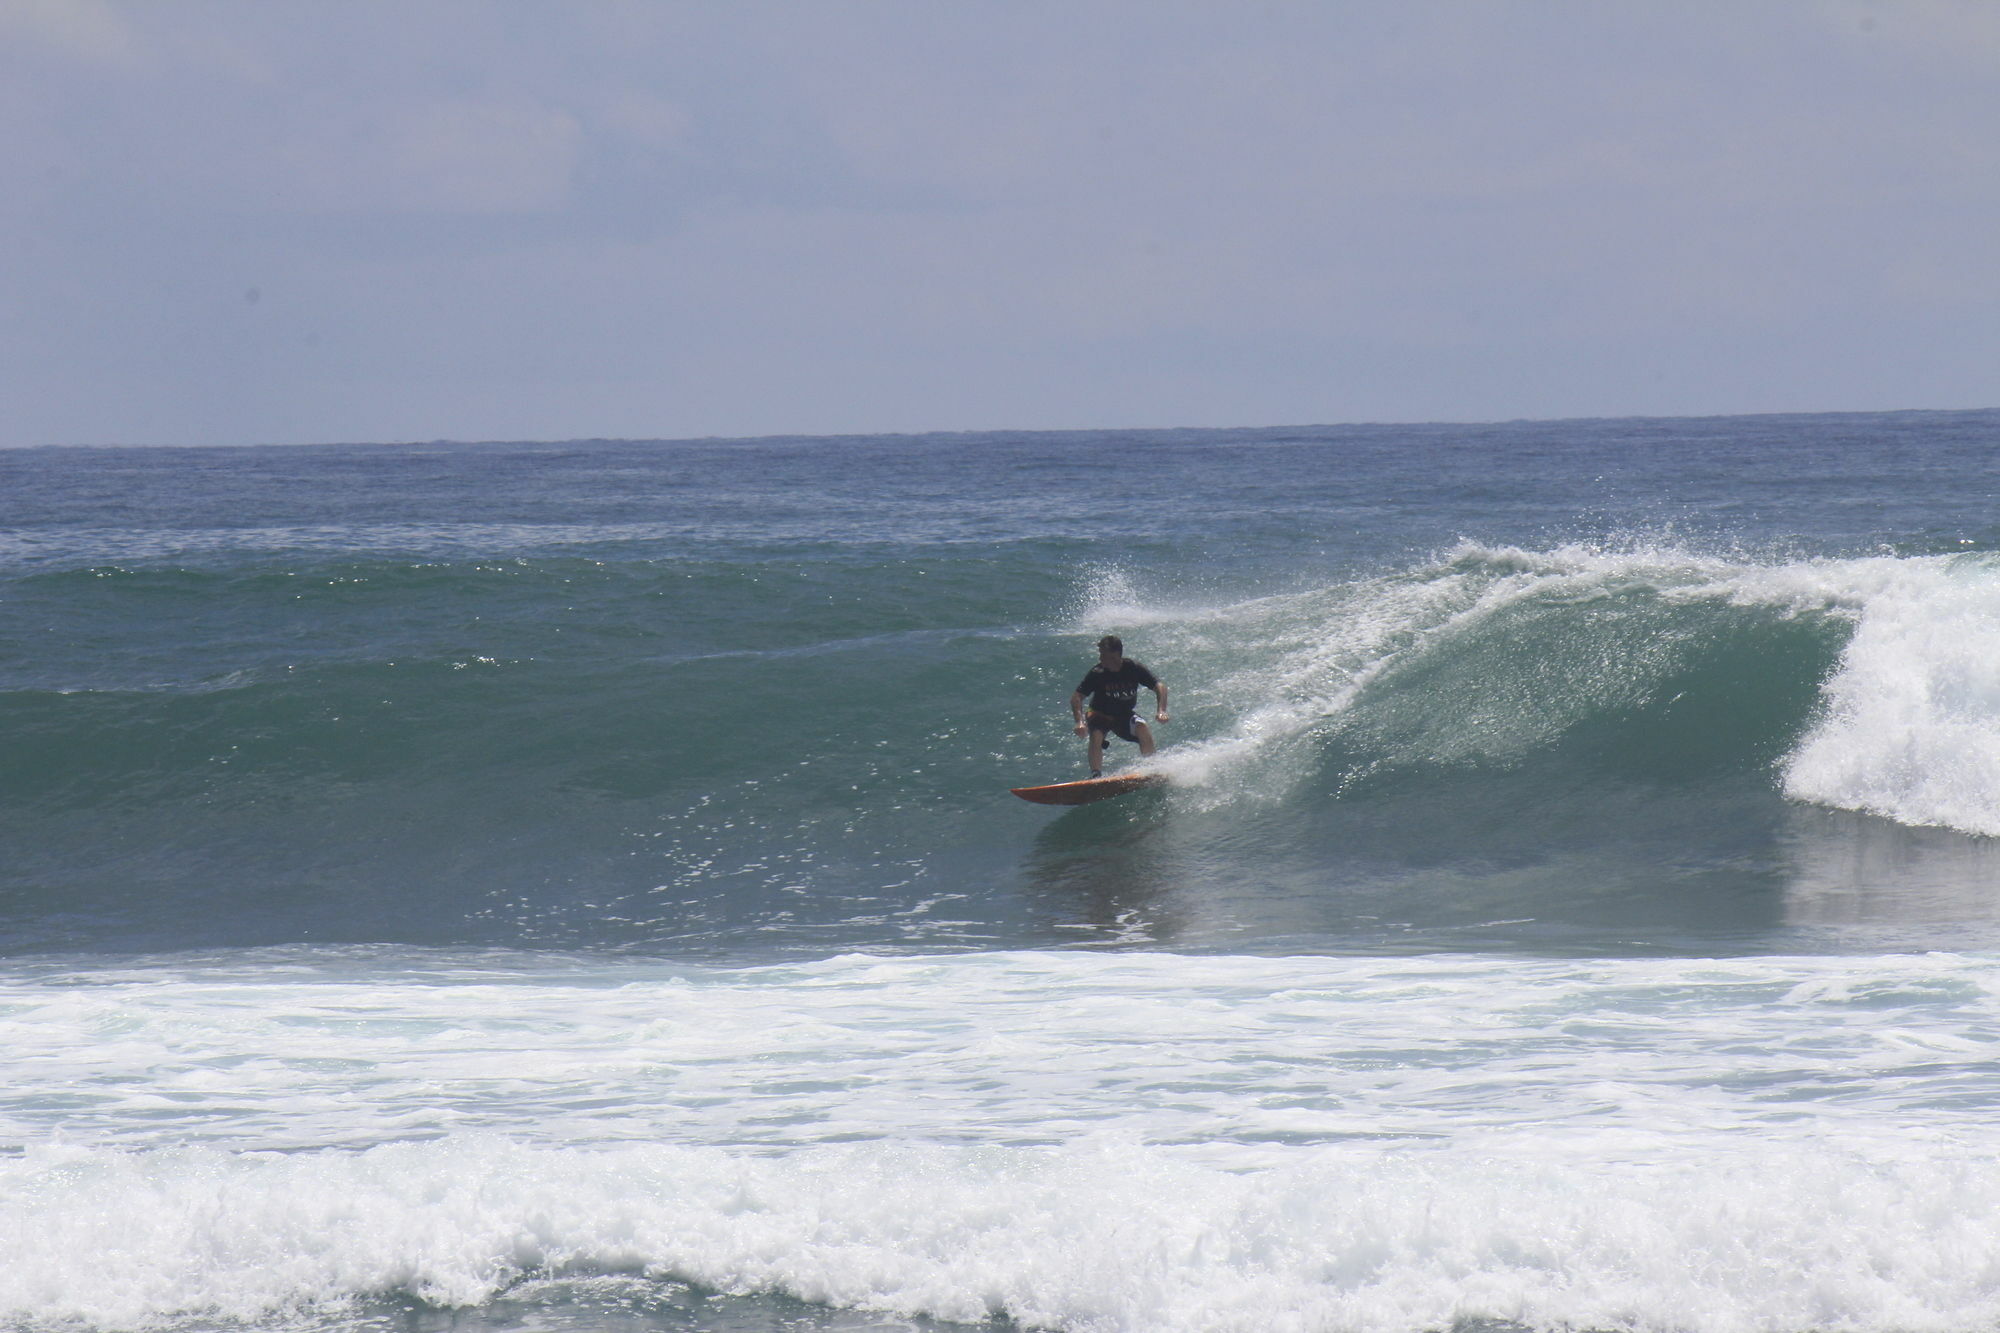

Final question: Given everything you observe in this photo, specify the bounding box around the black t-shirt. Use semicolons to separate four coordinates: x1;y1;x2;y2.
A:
1076;659;1159;716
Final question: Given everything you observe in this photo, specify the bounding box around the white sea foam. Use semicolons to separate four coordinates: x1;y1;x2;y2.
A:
1768;555;2000;835
8;948;2000;1332
15;1133;2000;1333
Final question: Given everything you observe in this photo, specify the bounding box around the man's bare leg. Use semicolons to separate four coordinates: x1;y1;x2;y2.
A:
1087;731;1105;775
1135;721;1155;757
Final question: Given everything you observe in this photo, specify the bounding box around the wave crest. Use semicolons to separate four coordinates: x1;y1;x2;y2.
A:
1133;544;2000;836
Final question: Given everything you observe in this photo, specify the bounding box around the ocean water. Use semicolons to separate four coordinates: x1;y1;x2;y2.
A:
6;409;2000;1332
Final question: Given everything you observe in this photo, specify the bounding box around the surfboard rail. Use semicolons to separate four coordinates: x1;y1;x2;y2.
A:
1010;773;1167;805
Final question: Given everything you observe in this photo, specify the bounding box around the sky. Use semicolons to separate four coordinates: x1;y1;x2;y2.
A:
2;0;1997;446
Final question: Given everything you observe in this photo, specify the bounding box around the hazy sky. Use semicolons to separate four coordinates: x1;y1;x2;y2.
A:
3;0;1996;445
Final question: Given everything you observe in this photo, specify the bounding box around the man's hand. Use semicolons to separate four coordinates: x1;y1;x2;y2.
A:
1074;720;1089;737
1155;710;1170;724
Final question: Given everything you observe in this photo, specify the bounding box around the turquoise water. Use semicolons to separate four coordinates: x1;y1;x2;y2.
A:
6;409;2000;1331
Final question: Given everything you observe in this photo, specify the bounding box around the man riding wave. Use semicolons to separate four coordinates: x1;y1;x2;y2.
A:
1071;635;1169;778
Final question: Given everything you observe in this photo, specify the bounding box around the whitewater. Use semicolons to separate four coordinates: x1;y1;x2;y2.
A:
6;409;2000;1333
10;948;2000;1332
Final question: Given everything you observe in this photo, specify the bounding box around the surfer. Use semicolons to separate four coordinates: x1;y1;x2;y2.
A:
1071;635;1169;778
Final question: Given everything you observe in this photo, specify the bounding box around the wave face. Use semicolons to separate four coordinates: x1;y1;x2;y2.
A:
9;414;2000;958
1147;540;2000;824
11;534;2000;957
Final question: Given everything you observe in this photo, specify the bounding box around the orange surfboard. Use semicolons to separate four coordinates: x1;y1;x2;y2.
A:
1010;773;1167;806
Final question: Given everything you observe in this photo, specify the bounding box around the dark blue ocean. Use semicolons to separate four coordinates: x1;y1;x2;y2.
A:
7;410;2000;1332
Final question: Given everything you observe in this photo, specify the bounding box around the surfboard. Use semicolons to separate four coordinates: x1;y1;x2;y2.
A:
1010;773;1167;806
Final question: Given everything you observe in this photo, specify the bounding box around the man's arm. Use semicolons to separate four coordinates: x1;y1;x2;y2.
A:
1071;690;1089;735
1153;681;1169;723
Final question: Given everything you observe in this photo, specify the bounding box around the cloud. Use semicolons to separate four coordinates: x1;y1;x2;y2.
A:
1824;0;2000;68
598;92;692;152
0;0;140;66
293;100;587;215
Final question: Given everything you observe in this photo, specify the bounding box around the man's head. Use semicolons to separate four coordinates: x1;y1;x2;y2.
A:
1097;634;1124;667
